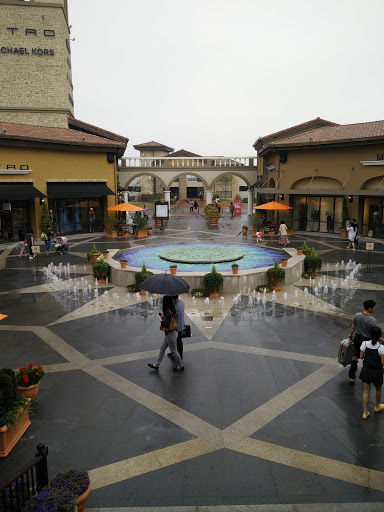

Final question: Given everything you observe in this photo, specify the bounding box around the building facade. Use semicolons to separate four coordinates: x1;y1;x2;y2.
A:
254;118;384;238
0;0;73;128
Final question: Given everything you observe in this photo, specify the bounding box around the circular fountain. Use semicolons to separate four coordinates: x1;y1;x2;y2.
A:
159;245;244;264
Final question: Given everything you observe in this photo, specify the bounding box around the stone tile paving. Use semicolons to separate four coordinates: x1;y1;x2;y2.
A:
1;217;384;511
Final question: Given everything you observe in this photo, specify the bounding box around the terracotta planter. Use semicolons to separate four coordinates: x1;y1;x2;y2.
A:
251;229;257;236
303;250;310;256
232;267;239;274
135;230;147;238
76;483;91;512
18;382;40;402
260;230;265;236
269;232;275;238
209;217;219;226
147;228;153;236
271;285;282;291
296;249;303;256
96;273;106;284
139;289;148;295
209;289;219;298
111;232;117;238
242;229;248;235
104;231;111;238
120;261;127;268
90;253;100;264
287;229;293;236
123;233;129;239
0;402;31;457
281;260;288;268
339;229;347;239
102;252;109;259
170;267;177;274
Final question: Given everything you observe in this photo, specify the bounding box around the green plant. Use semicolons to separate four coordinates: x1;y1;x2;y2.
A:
203;265;223;294
191;288;205;297
267;260;286;288
241;197;248;203
0;368;29;428
301;241;310;251
40;201;51;230
132;215;148;232
92;257;111;280
235;193;241;199
16;363;45;388
340;196;349;229
120;259;127;263
213;193;220;200
91;244;98;254
304;247;322;272
204;204;220;218
104;216;116;231
169;264;177;268
250;212;265;230
242;225;249;230
22;486;76;512
282;215;293;230
50;468;90;498
135;263;153;290
231;263;239;268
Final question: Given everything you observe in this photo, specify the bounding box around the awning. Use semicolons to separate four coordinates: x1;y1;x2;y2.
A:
0;183;44;199
47;182;115;198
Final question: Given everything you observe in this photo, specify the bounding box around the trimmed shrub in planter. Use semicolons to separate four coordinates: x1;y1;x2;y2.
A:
135;263;153;292
92;257;111;283
304;247;322;274
203;265;223;297
267;259;285;290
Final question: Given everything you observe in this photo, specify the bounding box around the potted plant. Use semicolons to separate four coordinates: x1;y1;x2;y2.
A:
250;212;265;236
281;258;288;268
50;468;91;512
104;216;116;238
88;244;101;264
122;229;130;239
169;264;177;275
267;259;286;291
132;215;148;237
22;486;76;512
282;214;293;236
203;265;223;298
339;196;349;239
191;288;204;297
269;230;275;238
92;257;111;284
231;263;239;274
304;247;322;275
102;250;109;259
16;363;45;402
296;248;303;256
204;204;220;226
0;368;31;457
301;241;310;256
242;225;249;235
120;259;127;269
147;225;153;236
135;263;153;294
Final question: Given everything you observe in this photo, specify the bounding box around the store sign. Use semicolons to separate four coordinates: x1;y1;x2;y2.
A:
234;199;242;215
377;154;384;161
1;27;56;57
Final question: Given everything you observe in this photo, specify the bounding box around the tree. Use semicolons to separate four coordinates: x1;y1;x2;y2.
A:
341;196;349;229
40;201;51;230
215;175;234;198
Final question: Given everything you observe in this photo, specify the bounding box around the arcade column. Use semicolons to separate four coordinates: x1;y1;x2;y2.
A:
163;190;171;216
205;190;213;205
247;189;253;215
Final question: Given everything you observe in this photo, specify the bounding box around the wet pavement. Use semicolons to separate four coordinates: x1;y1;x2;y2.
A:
1;213;384;511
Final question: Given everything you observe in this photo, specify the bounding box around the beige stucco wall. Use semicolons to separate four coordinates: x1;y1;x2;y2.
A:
0;0;73;127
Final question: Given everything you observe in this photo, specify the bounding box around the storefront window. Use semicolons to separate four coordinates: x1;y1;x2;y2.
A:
319;196;334;233
291;196;343;233
49;198;104;234
292;196;306;231
306;197;320;232
363;198;384;238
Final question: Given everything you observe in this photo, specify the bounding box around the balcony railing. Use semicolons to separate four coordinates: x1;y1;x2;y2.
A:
119;156;257;169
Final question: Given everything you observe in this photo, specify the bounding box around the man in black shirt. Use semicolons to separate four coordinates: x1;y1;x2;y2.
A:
348;300;377;383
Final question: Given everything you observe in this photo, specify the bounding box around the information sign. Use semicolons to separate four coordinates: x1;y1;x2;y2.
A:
234;199;242;215
155;202;169;219
366;243;374;251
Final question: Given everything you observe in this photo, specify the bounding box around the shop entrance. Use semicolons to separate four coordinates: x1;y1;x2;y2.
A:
49;197;104;234
292;196;342;233
0;201;30;242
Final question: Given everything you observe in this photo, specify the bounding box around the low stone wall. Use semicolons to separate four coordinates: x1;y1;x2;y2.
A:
106;248;304;293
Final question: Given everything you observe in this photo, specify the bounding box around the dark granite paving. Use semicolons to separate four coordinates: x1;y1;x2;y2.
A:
1;220;384;509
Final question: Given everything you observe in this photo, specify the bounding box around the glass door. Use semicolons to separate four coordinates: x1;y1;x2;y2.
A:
307;197;320;232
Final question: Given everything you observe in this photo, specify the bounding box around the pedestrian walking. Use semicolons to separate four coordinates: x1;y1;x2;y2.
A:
229;202;234;218
43;225;54;256
167;295;185;361
26;228;34;259
143;205;148;219
148;296;184;372
189;200;194;213
347;222;357;250
359;326;384;419
194;200;199;213
348;300;378;383
89;208;95;232
278;220;290;246
256;230;263;243
217;200;222;214
199;190;204;202
352;218;360;248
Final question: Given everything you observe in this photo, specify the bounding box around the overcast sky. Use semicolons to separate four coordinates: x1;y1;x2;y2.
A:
69;0;384;157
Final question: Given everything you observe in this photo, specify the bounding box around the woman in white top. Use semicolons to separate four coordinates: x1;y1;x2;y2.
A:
278;220;290;246
346;223;357;250
359;326;384;419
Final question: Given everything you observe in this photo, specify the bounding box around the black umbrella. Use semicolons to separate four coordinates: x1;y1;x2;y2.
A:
140;273;190;295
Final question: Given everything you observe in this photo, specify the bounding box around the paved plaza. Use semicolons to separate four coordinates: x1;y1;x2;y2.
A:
1;214;384;511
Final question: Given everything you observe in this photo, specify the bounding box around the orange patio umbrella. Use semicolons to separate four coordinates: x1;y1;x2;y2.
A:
108;202;144;212
0;314;8;321
255;201;292;210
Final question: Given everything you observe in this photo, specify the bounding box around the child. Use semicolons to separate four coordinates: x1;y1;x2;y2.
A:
256;230;262;243
359;326;384;419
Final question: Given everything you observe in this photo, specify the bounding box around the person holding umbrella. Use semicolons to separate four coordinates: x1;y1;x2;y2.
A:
148;295;184;372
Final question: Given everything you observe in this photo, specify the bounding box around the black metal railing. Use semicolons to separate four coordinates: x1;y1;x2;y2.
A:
0;444;48;512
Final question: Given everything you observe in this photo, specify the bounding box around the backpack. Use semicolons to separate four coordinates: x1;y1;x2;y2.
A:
41;232;48;241
160;310;177;332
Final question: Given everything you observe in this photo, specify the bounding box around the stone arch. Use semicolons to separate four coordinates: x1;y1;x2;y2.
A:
291;176;343;189
168;171;210;189
360;176;384;190
209;171;251;189
119;172;167;190
269;177;276;188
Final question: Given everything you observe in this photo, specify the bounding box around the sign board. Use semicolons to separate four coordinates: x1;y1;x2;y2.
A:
366;243;374;251
367;230;373;237
234;199;242;215
32;245;40;254
2;203;11;211
155;202;169;219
